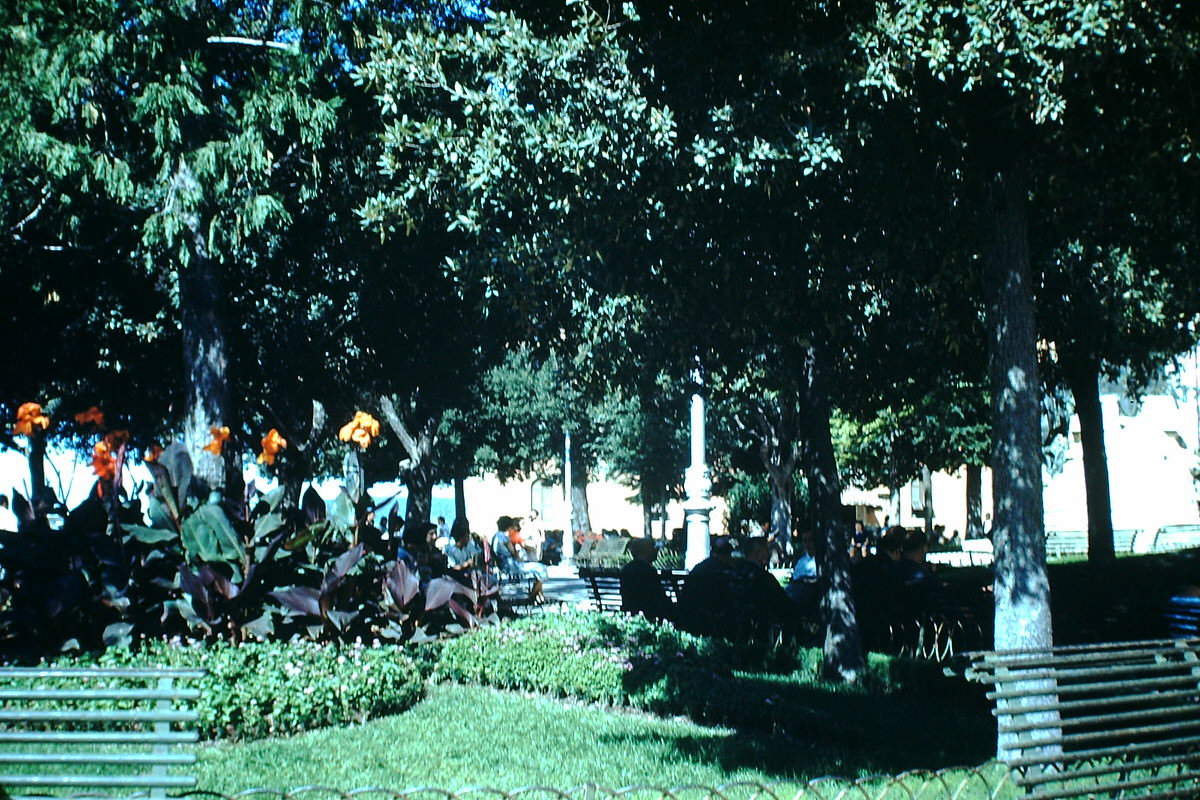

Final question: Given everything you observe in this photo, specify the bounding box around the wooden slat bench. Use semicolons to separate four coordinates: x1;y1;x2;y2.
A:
578;567;684;613
959;638;1200;798
0;666;205;799
573;538;631;569
1165;595;1200;638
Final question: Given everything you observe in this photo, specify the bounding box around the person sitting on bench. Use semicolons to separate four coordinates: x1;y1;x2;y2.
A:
620;537;673;622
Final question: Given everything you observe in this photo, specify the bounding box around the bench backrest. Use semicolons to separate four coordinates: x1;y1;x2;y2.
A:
962;639;1200;799
0;666;205;800
579;568;682;614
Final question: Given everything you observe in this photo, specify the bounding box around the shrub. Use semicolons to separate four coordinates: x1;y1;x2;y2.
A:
62;638;425;741
435;610;718;704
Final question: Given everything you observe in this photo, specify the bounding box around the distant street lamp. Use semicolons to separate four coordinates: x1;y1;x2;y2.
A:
683;372;712;570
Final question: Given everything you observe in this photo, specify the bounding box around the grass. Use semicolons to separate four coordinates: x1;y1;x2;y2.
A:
193;681;1001;794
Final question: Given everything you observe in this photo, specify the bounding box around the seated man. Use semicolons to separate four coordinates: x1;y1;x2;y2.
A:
620;537;673;622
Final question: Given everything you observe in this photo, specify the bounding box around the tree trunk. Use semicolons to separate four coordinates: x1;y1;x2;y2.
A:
404;454;434;527
454;476;466;525
570;434;593;533
28;432;48;502
175;162;231;497
756;404;798;547
966;463;984;539
378;395;438;527
979;154;1057;761
642;493;653;538
1064;354;1115;565
766;467;794;543
921;464;934;536
801;343;865;683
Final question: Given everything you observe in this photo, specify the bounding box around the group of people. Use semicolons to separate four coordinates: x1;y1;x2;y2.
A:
382;511;552;589
619;534;813;644
616;522;953;647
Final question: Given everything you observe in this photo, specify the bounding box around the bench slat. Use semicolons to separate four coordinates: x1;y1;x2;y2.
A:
0;752;196;766
0;668;206;679
0;731;199;744
1025;768;1200;800
0;709;197;723
995;689;1200;727
0;688;201;702
1005;732;1200;769
1019;751;1200;788
1005;717;1200;751
988;672;1198;700
1;775;197;788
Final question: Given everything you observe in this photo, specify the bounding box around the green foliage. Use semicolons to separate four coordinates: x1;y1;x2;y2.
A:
855;0;1125;122
60;638;425;741
436;611;805;731
433;610;993;762
0;429;498;657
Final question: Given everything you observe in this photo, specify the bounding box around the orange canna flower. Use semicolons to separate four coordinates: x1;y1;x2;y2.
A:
338;411;380;449
202;426;230;456
257;428;287;465
74;406;105;427
13;402;51;437
92;439;117;481
144;444;164;464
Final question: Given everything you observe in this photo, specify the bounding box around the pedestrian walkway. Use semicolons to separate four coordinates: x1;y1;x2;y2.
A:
541;564;591;606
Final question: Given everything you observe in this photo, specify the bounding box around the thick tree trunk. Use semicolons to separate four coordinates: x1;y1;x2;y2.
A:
1063;355;1115;565
766;468;794;543
570;436;593;533
175;162;231;497
982;164;1052;653
404;455;434;527
801;344;865;683
642;493;653;538
966;463;984;539
979;157;1057;761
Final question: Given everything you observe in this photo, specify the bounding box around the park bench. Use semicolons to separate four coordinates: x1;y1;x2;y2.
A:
0;666;205;800
1164;595;1200;638
1043;529;1144;559
578;567;684;613
958;638;1200;798
1150;524;1200;553
573;538;631;569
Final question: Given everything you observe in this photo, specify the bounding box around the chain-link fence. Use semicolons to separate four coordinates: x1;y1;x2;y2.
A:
11;769;1023;800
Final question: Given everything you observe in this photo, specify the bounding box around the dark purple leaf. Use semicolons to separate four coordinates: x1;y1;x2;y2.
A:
269;586;321;617
425;576;469;611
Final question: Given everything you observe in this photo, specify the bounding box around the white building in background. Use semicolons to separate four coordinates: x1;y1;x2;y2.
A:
847;352;1200;536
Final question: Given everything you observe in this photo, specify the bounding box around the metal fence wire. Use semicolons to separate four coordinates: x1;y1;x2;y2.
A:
9;769;1027;800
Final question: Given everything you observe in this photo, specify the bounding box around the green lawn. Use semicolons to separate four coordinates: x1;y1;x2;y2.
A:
193;682;1006;795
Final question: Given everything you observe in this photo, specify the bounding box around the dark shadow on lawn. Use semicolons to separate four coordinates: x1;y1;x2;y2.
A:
612;666;995;780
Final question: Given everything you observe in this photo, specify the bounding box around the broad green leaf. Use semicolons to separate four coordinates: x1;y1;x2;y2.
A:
124;525;179;545
180;504;247;576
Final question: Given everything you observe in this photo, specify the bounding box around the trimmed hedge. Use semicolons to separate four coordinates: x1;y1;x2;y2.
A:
61;638;425;741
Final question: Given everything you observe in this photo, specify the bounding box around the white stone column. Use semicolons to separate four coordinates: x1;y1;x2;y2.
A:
683;385;712;570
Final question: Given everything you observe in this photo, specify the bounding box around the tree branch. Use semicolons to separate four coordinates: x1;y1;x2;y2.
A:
207;35;298;53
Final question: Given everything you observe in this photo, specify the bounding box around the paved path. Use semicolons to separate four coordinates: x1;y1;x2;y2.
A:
540;564;591;607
